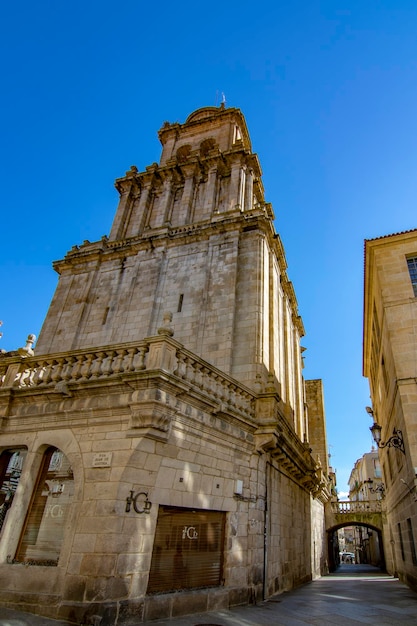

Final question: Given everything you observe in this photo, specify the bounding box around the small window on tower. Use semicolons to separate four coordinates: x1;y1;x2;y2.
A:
233;125;242;143
407;256;417;296
178;294;184;312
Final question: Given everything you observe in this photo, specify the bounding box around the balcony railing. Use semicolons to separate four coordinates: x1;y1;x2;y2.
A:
0;337;255;421
331;500;382;514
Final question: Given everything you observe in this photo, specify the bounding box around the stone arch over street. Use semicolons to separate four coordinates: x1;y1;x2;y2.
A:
325;500;385;572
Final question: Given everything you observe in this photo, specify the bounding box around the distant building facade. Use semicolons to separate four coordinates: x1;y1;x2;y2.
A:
363;230;417;589
0;105;331;623
348;450;383;502
348;450;383;566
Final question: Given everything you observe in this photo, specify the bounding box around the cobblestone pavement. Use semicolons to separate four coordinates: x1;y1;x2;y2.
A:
1;564;417;625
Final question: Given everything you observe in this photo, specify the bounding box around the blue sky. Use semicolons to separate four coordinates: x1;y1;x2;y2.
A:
2;1;417;495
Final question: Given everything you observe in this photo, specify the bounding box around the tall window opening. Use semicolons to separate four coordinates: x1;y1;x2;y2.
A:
15;447;74;565
178;294;184;312
406;256;417;296
407;518;417;565
398;522;405;561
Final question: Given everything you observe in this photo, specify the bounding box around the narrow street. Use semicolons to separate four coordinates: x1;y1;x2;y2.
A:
1;564;416;625
141;564;417;625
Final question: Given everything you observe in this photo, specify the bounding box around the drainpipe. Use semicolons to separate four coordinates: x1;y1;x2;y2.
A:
263;460;270;600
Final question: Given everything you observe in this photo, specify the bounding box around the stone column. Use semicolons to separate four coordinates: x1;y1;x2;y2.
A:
109;172;138;241
159;172;173;227
204;163;218;215
228;158;243;212
244;167;254;212
125;177;153;237
239;165;246;212
179;163;197;224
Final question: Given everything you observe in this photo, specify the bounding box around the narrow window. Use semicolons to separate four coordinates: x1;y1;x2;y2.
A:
102;306;110;325
406;256;417;296
407;518;417;565
233;125;242;143
381;355;389;392
177;294;184;313
398;522;405;561
15;447;74;565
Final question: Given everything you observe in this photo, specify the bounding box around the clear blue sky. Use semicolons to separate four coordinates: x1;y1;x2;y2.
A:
2;1;417;495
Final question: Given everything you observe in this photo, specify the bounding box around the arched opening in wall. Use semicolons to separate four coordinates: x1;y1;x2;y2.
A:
0;448;27;535
14;446;74;566
327;522;385;573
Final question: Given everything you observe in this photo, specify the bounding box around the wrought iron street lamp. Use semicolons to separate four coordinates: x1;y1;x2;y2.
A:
366;407;405;454
364;478;385;496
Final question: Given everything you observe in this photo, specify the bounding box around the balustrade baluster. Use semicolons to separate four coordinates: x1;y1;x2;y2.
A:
79;353;94;381
32;360;47;386
42;359;56;385
174;351;187;378
222;381;230;405
135;346;148;371
51;358;65;384
124;348;136;372
113;349;127;374
102;351;116;376
200;367;210;395
90;352;105;378
61;356;75;382
194;362;203;390
180;356;189;381
213;373;221;399
71;355;85;380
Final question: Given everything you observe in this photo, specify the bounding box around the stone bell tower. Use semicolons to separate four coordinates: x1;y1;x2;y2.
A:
37;104;304;424
0;106;330;623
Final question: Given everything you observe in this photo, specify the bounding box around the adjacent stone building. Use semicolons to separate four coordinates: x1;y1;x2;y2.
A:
0;105;332;624
347;449;383;566
363;229;417;590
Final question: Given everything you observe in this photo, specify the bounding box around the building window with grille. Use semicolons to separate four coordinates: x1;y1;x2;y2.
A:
14;446;74;566
406;256;417;296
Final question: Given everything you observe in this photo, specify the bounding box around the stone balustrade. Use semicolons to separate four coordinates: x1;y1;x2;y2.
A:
0;337;255;421
0;343;148;389
331;500;382;514
174;349;254;419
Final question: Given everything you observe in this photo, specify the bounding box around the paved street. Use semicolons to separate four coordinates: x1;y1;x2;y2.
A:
1;564;416;625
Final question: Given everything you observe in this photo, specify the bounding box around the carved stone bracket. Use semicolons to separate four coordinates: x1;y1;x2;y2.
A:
254;429;279;453
128;400;177;442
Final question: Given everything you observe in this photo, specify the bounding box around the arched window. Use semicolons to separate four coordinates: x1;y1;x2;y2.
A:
0;448;27;535
15;446;74;565
176;144;192;163
200;137;216;157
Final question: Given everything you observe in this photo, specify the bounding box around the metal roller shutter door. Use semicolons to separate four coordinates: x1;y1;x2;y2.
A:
147;506;225;593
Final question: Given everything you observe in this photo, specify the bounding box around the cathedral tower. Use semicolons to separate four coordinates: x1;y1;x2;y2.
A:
37;104;305;433
0;105;330;624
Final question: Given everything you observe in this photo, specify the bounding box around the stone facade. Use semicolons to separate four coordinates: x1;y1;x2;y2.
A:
347;450;383;566
363;229;417;591
0;105;331;624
